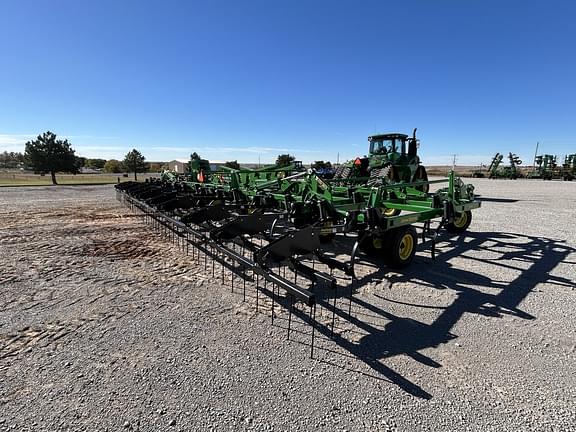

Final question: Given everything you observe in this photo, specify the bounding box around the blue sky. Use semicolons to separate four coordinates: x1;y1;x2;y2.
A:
1;0;575;164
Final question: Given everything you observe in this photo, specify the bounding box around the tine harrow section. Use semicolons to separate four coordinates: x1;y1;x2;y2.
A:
115;185;344;358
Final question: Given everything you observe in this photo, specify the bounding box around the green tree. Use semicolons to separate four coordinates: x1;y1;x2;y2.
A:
75;156;87;168
123;149;148;181
85;158;107;169
103;159;124;173
275;154;295;167
224;160;240;170
0;151;25;169
24;131;78;185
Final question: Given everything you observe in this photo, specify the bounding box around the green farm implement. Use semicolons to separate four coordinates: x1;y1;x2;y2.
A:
561;154;576;181
528;152;576;181
530;154;558;180
488;152;522;179
114;130;480;356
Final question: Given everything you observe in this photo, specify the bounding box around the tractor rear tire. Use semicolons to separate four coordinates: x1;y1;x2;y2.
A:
445;210;472;234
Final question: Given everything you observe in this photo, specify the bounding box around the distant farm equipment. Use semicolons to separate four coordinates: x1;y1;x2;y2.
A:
481;148;575;181
529;154;558;180
487;152;523;179
562;154;576;181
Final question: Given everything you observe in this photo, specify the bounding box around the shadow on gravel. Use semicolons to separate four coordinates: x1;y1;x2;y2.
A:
300;231;575;399
475;196;520;203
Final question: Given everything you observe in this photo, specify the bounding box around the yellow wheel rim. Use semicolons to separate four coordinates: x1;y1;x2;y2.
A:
383;208;398;217
398;233;414;260
453;212;468;228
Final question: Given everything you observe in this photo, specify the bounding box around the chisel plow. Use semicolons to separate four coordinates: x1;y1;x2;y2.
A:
115;163;480;358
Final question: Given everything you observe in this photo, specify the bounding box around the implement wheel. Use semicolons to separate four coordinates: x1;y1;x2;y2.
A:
319;222;336;243
382;207;401;217
445;210;472;234
359;232;388;256
384;226;418;268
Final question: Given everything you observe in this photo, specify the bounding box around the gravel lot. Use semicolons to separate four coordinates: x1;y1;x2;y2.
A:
1;179;575;431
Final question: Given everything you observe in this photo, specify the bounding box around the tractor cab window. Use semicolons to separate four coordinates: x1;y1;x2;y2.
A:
399;138;406;155
370;138;395;155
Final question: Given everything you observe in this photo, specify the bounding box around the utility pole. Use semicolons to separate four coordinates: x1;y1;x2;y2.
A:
533;142;539;167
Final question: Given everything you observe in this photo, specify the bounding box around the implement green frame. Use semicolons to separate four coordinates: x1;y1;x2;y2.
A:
170;166;480;235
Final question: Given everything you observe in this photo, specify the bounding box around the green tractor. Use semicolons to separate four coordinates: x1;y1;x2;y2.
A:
334;128;429;191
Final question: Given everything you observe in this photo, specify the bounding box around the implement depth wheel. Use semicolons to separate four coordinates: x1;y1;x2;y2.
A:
359;232;388;256
383;207;401;217
384;226;418;268
446;210;472;234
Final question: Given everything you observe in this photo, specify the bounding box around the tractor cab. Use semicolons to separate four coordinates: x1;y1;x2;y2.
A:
368;132;419;163
369;134;408;156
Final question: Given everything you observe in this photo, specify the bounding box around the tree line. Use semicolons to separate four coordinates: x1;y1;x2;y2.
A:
0;151;26;169
11;131;333;185
18;131;157;184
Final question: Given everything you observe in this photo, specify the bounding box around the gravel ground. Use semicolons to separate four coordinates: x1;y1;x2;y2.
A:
0;179;575;431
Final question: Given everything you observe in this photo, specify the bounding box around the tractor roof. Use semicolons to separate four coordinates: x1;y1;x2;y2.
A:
368;133;409;141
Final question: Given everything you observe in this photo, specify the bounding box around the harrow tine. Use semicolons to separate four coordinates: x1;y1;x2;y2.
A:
310;304;316;359
287;295;293;340
331;284;338;336
271;282;275;324
348;276;354;317
256;274;259;312
231;261;234;292
243;267;247;302
221;251;225;283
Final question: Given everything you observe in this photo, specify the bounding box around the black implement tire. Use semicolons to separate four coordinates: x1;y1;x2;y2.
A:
359;232;389;256
383;226;418;269
445;210;472;234
319;233;336;243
